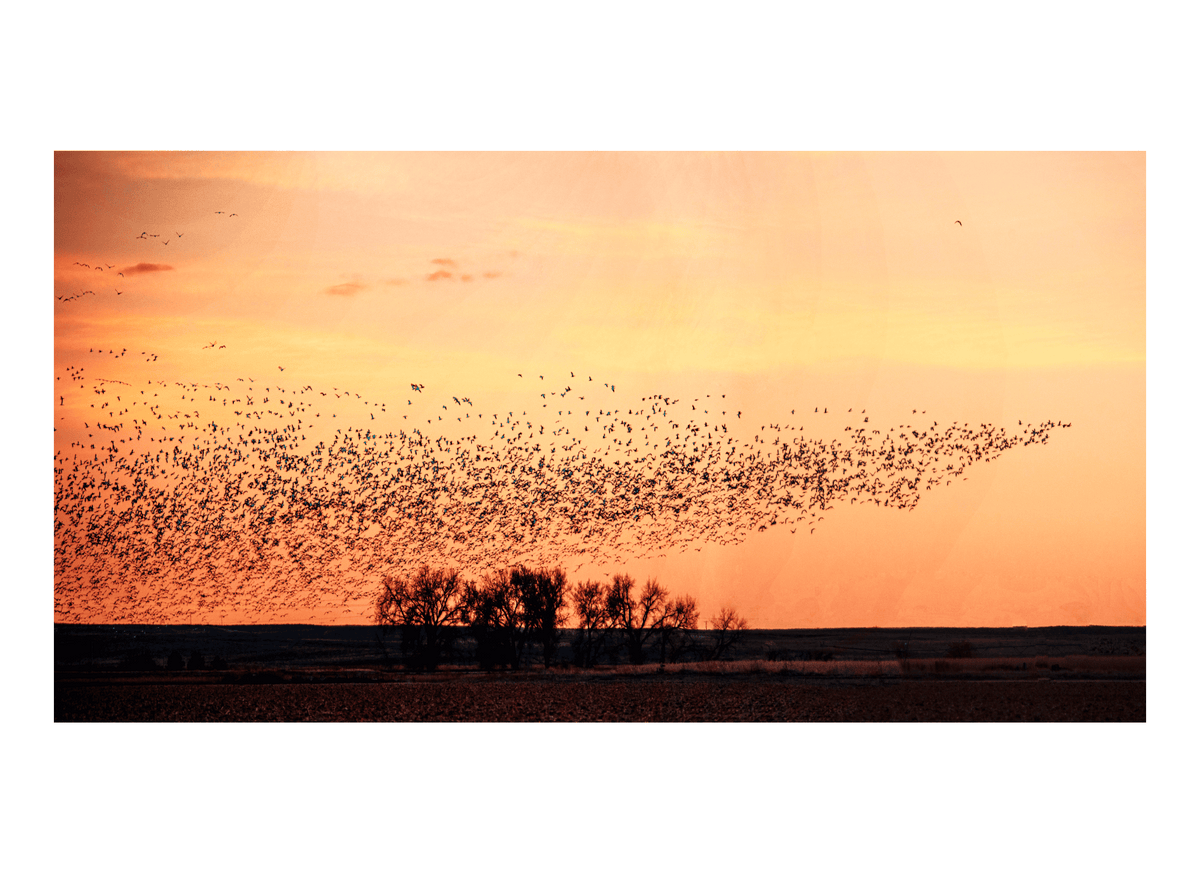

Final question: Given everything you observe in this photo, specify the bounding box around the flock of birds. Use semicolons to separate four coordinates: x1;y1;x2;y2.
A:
55;208;1067;624
60;259;126;302
56;212;238;303
54;361;1068;624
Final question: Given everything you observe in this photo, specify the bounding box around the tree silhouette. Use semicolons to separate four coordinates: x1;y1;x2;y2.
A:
571;580;609;668
513;566;571;668
605;574;693;666
463;566;571;669
463;571;525;670
657;593;699;665
709;607;749;660
375;566;468;671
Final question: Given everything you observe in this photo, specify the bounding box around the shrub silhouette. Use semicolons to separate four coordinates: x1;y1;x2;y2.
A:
166;650;185;670
187;651;206;670
119;651;158;671
210;655;228;670
946;641;974;659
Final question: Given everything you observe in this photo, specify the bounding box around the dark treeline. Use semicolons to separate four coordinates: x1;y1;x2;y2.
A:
374;565;749;671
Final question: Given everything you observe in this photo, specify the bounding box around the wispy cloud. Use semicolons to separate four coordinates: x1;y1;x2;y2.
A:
431;258;456;267
426;270;454;281
384;278;409;286
483;271;501;279
325;281;367;297
124;263;174;274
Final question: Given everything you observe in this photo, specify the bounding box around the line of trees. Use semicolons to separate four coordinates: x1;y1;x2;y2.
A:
374;565;749;671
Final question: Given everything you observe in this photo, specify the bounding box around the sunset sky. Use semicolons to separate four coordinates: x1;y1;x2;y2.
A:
18;7;1191;864
53;151;1144;627
19;4;1200;867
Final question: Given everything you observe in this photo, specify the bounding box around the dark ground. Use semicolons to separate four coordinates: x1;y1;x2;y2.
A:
54;674;1144;722
55;623;1146;669
54;624;1145;722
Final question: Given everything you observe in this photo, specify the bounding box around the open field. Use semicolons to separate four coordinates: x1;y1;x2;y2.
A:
54;673;1144;722
54;624;1144;721
54;623;1146;670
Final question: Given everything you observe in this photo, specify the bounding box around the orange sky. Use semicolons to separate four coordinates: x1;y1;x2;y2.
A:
53;152;1145;627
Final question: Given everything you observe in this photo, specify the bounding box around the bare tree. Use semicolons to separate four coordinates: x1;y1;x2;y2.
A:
571;580;609;668
605;574;661;666
463;571;525;670
709;606;750;661
513;566;571;668
460;566;573;670
609;575;696;666
375;566;468;671
658;592;699;665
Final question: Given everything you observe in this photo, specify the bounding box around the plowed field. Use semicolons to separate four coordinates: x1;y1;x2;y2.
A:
55;675;1145;722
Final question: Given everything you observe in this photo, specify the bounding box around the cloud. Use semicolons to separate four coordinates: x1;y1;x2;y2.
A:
483;271;502;279
325;282;367;297
460;274;473;282
431;258;456;267
124;263;174;274
426;270;454;281
384;278;409;286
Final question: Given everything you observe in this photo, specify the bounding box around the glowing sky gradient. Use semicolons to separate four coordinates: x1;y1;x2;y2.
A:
54;151;1144;627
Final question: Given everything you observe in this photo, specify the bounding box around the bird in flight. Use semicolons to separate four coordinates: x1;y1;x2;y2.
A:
954;220;962;226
